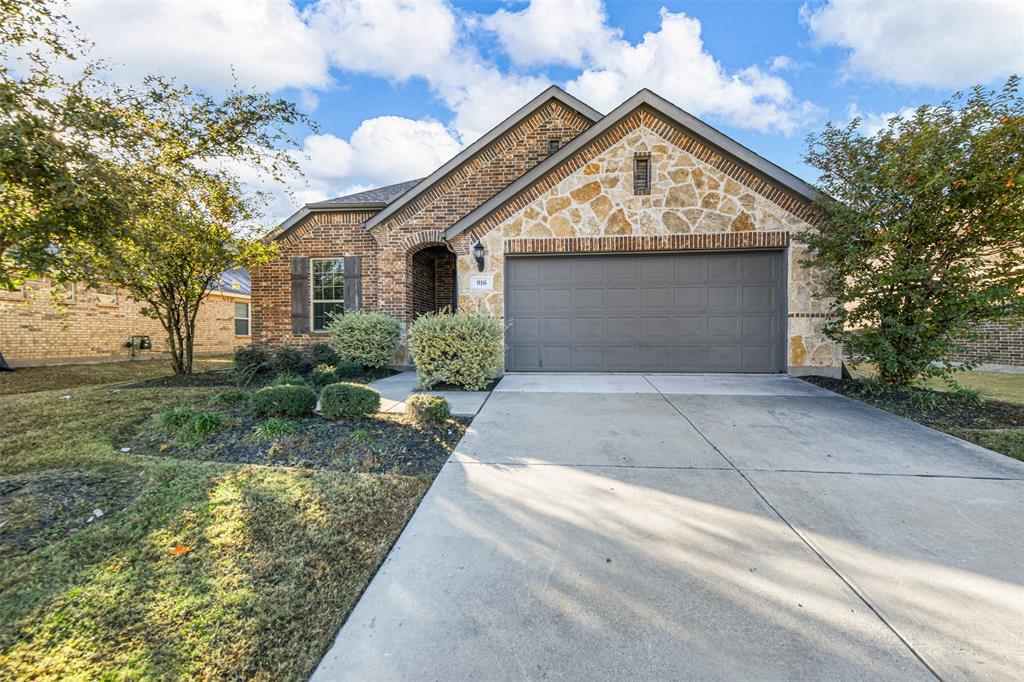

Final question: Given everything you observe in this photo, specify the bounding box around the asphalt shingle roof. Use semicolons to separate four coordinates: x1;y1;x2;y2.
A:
312;178;423;207
212;268;251;296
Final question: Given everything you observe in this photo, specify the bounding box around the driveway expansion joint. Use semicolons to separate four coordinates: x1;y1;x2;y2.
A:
640;374;945;681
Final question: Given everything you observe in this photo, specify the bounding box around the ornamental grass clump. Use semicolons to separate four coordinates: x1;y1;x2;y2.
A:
406;394;451;427
320;382;380;420
251;385;317;418
408;311;504;390
327;311;401;368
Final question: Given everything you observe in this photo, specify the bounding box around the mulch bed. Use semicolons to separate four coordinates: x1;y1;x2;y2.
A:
421;377;501;392
120;367;398;390
804;376;1024;430
123;401;468;477
0;467;146;558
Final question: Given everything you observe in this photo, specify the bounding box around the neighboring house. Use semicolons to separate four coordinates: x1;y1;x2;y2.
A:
254;86;842;376
0;269;252;364
951;320;1024;367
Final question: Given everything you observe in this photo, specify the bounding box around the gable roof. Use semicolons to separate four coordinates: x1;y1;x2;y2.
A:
308;178;423;209
272;179;421;242
212;268;251;297
444;89;819;240
362;85;602;231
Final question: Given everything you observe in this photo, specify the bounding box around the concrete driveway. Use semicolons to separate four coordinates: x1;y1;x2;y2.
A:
313;374;1024;681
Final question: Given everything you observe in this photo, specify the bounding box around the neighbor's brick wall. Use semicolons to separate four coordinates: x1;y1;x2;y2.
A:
949;320;1024;366
0;278;247;361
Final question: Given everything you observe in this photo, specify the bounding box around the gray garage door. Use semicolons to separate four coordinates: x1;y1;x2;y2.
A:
505;251;785;372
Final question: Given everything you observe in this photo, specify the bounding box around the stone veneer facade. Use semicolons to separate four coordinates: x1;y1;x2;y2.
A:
449;116;841;374
1;278;249;363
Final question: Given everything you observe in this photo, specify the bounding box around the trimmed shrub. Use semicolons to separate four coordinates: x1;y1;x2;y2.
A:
307;342;340;367
271;372;309;387
251;385;317;417
310;364;340;389
210;389;250;405
272;345;309;375
334;359;363;379
406;394;451;427
233;343;270;376
408;311;504;390
320;382;380;420
327;311;401;368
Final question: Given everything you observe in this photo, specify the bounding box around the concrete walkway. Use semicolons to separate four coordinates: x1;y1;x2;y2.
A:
314;373;1024;681
368;371;490;417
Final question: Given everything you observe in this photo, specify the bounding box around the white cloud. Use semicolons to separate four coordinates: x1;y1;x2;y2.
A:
802;0;1024;88
563;8;821;134
306;0;457;81
845;103;919;136
65;0;330;91
767;55;799;72
484;0;619;68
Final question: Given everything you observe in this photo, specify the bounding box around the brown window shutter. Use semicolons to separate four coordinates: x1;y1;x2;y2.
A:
343;256;362;311
633;154;651;194
290;257;310;334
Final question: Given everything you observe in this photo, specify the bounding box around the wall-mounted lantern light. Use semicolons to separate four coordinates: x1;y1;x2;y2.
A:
473;242;485;272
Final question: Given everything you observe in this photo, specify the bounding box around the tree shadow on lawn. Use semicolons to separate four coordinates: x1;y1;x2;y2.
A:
0;460;429;681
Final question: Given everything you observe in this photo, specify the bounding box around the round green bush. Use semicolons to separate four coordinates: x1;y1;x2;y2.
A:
233;343;270;375
309;364;340;389
272;345;309;375
327;311;401;368
320;382;380;420
251;385;317;417
307;342;340;367
408;311;504;390
406;394;451;426
271;372;308;387
334;359;363;379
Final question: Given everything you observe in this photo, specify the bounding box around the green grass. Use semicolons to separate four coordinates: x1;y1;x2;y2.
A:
846;363;1024;405
953;428;1024;462
0;362;435;680
0;356;233;396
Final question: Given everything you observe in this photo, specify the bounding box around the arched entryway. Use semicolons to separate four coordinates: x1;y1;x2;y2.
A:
408;244;456;318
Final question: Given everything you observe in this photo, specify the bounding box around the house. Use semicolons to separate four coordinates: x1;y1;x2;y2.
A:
0;269;252;365
253;87;842;376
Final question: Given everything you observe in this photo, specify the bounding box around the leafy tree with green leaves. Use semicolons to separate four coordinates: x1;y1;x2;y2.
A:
0;0;139;288
95;79;310;375
799;76;1024;385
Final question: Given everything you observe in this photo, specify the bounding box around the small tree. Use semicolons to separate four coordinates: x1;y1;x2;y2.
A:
97;80;308;375
799;76;1024;385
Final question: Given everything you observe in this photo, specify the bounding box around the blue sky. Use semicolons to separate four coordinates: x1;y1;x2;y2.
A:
63;0;1023;221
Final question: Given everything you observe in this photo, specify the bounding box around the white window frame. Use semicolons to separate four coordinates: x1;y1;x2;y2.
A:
310;257;345;332
51;280;75;302
234;301;250;336
93;284;119;306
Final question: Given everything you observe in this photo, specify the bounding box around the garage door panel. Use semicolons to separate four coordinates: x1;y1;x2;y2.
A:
506;252;784;372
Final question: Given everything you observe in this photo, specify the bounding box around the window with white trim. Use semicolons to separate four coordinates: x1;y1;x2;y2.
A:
311;258;345;331
234;301;250;336
93;285;118;305
51;281;75;302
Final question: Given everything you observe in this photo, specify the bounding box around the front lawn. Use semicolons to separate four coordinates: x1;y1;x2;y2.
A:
0;356;234;396
806;372;1024;462
0;362;466;679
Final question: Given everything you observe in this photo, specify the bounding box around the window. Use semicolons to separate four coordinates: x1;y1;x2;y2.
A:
234;301;250;336
311;258;345;331
51;281;75;302
93;285;118;305
547;139;561;156
633;153;651;194
0;284;24;300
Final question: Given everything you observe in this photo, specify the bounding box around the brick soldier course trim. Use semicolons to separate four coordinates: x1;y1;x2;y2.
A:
505;231;790;255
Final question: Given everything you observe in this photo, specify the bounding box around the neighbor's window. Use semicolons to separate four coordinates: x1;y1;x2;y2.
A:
311;258;345;331
93;285;118;305
633;153;651;194
0;283;24;300
51;281;75;302
234;301;250;336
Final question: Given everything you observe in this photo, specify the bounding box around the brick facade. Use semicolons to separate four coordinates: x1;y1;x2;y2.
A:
1;278;248;363
950;320;1024;367
252;92;841;376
